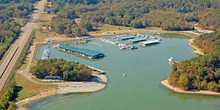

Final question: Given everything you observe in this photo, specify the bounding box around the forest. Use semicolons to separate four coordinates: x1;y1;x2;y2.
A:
30;59;92;81
168;31;220;92
47;0;219;37
50;9;93;36
0;0;39;60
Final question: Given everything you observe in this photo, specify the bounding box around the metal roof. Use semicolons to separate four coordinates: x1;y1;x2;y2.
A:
119;35;136;40
140;40;160;44
130;38;146;42
58;45;104;57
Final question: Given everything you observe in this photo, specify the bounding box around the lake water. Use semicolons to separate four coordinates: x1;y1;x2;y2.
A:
28;37;220;110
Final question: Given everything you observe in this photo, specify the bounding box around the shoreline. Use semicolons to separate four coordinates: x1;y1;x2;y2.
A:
161;80;220;96
15;28;202;109
16;74;107;110
188;38;204;55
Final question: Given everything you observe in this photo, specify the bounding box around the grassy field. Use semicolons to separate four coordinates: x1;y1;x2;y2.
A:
89;24;155;34
160;33;192;39
35;29;67;42
14;18;24;26
37;13;56;26
15;73;56;101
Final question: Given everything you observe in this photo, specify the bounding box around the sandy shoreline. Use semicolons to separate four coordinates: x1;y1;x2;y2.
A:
16;74;107;110
161;80;220;96
188;38;204;55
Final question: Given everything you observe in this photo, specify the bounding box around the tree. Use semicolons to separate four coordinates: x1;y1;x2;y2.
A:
63;70;71;81
177;74;189;90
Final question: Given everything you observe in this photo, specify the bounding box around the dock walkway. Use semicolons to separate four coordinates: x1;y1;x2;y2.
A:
87;66;106;74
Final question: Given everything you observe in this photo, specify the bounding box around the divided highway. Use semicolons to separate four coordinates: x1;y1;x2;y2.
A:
0;0;47;92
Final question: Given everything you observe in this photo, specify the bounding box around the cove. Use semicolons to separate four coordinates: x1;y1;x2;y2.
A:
28;37;220;110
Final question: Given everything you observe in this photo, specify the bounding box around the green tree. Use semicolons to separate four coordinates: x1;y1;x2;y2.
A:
177;75;189;90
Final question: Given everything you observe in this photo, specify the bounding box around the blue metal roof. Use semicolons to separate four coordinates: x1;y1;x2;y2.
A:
58;45;104;57
119;35;136;40
130;38;146;42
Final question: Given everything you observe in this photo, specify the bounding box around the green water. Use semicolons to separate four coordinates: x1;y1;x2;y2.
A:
29;37;220;110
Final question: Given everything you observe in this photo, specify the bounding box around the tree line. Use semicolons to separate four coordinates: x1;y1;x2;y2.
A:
30;59;92;81
168;31;220;92
47;0;219;33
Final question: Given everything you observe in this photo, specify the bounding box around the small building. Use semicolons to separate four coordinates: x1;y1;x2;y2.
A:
56;45;105;59
118;35;136;41
129;38;146;43
42;76;63;82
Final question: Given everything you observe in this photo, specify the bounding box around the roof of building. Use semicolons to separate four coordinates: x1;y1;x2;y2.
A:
130;38;146;42
119;35;136;40
44;76;61;79
58;45;104;56
140;40;160;44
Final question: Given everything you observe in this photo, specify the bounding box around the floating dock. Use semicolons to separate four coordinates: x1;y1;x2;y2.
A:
87;66;106;74
129;38;146;43
140;40;160;46
56;45;104;59
118;35;136;41
41;47;50;59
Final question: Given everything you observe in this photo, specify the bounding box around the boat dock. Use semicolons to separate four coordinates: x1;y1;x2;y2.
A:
41;47;50;59
129;38;146;43
117;35;136;41
140;40;160;46
87;66;106;74
55;45;105;59
97;38;138;50
89;42;104;47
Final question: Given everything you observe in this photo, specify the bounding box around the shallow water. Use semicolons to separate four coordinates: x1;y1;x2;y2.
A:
28;37;220;110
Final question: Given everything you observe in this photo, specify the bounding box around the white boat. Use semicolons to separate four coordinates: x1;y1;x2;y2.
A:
123;74;126;77
42;47;50;59
120;46;126;50
75;60;79;64
168;57;176;65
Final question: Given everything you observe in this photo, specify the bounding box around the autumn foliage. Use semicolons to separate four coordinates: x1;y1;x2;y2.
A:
168;32;220;92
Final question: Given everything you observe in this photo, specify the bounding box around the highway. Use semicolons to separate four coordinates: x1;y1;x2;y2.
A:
0;0;47;92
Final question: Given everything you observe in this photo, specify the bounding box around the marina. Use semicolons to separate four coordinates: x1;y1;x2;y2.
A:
32;38;220;110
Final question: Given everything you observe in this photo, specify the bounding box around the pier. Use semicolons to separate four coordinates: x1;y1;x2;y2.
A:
140;40;160;46
87;66;106;74
97;38;138;50
89;41;104;47
41;47;50;59
129;38;146;43
117;35;136;41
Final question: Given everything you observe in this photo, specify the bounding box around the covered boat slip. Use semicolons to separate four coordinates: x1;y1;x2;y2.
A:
140;40;160;46
57;45;105;59
129;38;146;43
118;35;136;41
